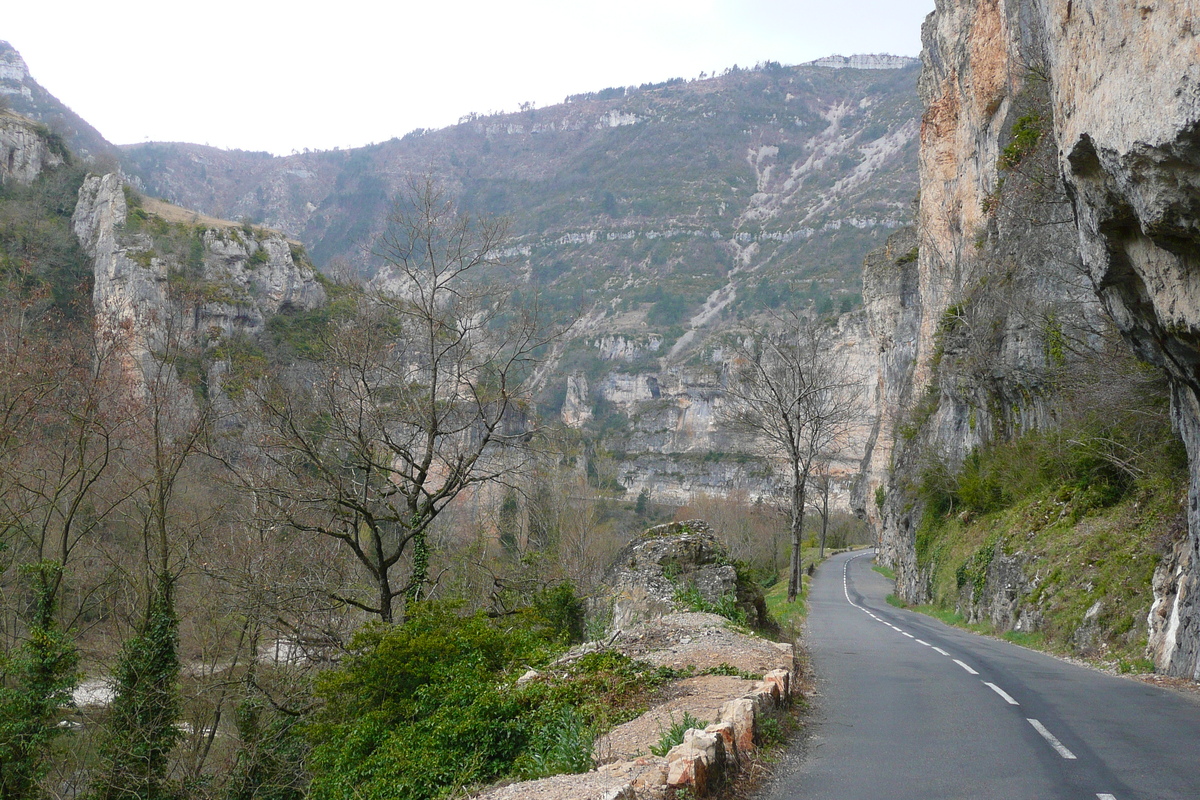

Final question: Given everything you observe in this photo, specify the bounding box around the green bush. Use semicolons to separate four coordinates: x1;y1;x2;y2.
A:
307;599;665;800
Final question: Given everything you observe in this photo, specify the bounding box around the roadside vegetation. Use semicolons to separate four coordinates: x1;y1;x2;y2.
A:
899;362;1186;666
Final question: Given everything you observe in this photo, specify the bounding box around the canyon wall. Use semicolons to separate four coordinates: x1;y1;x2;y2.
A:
862;0;1200;678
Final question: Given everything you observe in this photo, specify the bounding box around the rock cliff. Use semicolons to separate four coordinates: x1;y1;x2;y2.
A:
860;0;1200;679
0;110;66;185
72;173;325;393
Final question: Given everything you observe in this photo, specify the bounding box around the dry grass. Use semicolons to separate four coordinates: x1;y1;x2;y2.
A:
141;196;244;230
140;197;305;246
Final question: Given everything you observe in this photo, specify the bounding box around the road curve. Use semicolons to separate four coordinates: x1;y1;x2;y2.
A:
764;549;1200;800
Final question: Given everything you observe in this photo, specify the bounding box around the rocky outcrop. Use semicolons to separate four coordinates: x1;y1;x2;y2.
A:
1040;1;1200;681
72;173;325;389
589;521;762;632
860;0;1200;678
0;110;66;185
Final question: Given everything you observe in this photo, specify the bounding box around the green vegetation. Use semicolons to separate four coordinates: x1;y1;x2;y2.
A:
650;712;708;757
871;563;895;581
673;582;747;626
999;114;1044;170
0;160;91;317
305;601;683;800
90;574;182;800
0;563;80;800
910;417;1186;660
764;545;821;637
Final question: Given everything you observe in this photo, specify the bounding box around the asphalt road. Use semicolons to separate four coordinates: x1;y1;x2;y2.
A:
765;549;1200;800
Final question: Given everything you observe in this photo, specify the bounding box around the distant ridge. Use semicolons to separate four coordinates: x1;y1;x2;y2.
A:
805;54;919;70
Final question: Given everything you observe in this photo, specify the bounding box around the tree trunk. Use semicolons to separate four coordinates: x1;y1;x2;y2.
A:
787;475;807;603
818;485;829;560
379;574;394;624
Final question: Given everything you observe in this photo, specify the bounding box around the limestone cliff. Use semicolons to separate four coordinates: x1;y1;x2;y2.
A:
72;173;325;394
861;0;1200;679
0;110;66;185
0;40;112;161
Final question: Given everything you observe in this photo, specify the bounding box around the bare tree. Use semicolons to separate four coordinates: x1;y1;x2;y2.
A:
253;174;558;624
810;461;833;561
723;315;860;602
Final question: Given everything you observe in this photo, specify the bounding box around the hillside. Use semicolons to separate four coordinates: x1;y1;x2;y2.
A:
0;41;113;162
114;57;920;504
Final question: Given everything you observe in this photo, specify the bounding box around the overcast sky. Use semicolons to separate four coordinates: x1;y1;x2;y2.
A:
8;0;934;155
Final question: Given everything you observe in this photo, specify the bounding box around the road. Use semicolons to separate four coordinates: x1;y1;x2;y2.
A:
765;549;1200;800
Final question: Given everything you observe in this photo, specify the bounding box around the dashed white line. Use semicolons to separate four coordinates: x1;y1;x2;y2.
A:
1027;718;1076;759
841;554;1096;770
984;682;1019;705
1096;794;1117;800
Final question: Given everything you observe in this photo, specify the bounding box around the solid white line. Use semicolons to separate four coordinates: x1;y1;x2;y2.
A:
933;647;950;656
1027;718;1076;759
984;682;1019;705
915;639;931;646
953;659;979;675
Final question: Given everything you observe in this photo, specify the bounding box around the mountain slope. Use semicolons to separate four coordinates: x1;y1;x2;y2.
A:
0;41;114;162
116;58;921;504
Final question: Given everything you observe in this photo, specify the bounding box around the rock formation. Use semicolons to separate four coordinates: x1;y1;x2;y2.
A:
0;110;66;185
72;173;325;394
859;0;1200;679
589;520;768;633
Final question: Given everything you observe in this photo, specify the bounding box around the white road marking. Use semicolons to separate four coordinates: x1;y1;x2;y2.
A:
915;639;931;646
901;632;915;638
1096;794;1116;800
984;682;1019;705
953;659;979;675
933;647;950;656
1027;718;1076;759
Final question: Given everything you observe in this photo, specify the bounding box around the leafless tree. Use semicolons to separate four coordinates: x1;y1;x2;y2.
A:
810;461;834;561
252;174;560;624
723;315;861;602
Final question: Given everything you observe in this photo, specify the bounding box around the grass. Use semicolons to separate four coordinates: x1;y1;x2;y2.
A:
871;563;896;580
764;546;820;638
764;545;873;637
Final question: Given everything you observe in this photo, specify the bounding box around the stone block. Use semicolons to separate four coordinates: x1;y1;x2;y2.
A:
719;697;757;753
764;668;790;699
705;721;738;765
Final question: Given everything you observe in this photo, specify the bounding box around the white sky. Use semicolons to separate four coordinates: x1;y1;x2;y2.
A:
7;0;934;156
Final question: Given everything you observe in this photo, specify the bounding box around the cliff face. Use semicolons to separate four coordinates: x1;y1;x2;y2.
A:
0;41;113;161
863;0;1200;678
1045;0;1200;678
72;173;325;393
0;111;66;185
557;309;879;508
